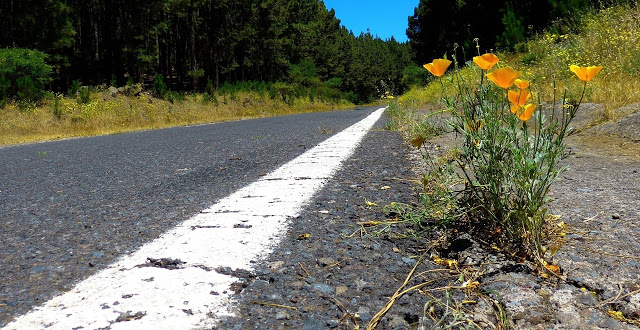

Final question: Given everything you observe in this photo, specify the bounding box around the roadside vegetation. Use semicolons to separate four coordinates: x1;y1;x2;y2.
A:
391;0;640;267
0;0;411;145
374;1;639;327
0;84;354;146
396;1;640;138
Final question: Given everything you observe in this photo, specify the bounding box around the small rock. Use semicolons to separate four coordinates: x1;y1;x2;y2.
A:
612;213;621;219
401;257;416;265
274;311;290;320
318;257;337;267
358;312;372;322
336;286;348;295
313;283;334;294
326;320;339;328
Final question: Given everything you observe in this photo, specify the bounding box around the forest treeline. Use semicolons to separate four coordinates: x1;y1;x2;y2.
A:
407;0;635;64
0;0;411;104
3;0;634;106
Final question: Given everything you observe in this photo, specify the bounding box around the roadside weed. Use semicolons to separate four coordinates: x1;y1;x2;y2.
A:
416;43;602;266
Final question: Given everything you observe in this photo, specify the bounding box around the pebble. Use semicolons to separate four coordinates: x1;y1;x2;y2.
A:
401;257;416;265
274;311;290;320
312;283;334;294
317;257;336;266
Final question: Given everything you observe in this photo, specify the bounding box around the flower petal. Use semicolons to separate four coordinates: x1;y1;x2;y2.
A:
473;53;499;70
508;90;531;106
487;68;521;89
514;79;530;89
517;104;537;121
424;59;452;77
570;65;603;82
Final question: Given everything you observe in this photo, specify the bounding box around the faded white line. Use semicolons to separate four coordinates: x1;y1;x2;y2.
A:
4;108;385;330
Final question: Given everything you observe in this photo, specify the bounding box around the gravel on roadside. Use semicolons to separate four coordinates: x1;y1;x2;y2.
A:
217;107;640;329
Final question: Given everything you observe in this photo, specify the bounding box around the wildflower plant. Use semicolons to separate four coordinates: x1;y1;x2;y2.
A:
421;44;602;264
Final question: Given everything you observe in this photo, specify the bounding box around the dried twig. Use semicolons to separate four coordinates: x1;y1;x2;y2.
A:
599;286;640;306
298;262;310;277
367;238;442;329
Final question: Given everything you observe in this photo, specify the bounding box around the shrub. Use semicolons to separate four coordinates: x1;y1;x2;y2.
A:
67;80;81;97
401;64;431;88
153;74;168;99
78;86;91;104
273;82;296;104
0;48;53;103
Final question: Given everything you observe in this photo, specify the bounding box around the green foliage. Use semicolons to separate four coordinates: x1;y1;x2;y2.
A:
78;86;91;104
16;76;40;102
325;77;342;90
499;5;526;50
0;1;75;74
52;94;64;119
402;65;431;88
68;80;81;97
1;0;410;105
0;75;9;105
272;82;296;104
0;48;53;102
289;60;321;88
408;0;628;62
153;74;168;99
202;78;219;105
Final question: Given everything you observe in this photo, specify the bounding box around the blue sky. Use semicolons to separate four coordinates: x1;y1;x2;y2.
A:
322;0;420;43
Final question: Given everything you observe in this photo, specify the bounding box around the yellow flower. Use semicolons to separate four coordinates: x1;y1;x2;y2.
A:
511;103;537;121
423;59;452;77
514;79;530;89
487;68;521;89
508;90;531;106
473;53;499;70
570;65;603;82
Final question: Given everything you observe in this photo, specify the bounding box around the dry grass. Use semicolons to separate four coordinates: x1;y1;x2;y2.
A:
0;90;353;146
508;3;640;111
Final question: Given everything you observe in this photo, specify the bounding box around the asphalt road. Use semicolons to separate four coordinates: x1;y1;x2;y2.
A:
0;106;382;327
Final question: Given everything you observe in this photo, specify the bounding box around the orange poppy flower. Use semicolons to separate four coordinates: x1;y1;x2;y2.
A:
514;79;530;89
570;65;603;82
511;103;537;121
508;89;531;106
487;68;521;89
473;53;499;70
423;59;452;77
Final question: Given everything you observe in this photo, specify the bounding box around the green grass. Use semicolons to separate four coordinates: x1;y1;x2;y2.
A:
0;88;353;146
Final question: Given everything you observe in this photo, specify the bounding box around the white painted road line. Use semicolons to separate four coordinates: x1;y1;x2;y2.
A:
4;108;386;330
